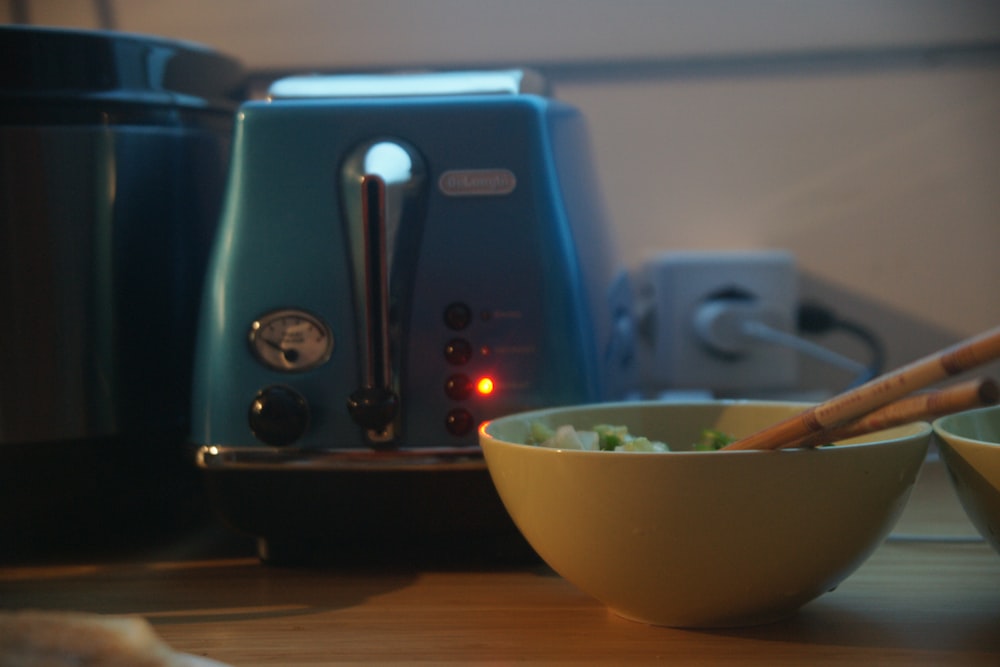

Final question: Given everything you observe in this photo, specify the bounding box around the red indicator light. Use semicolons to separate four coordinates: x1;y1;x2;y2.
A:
476;377;495;396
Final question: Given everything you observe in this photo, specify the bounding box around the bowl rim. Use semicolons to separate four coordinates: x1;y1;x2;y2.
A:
479;399;932;455
933;404;1000;447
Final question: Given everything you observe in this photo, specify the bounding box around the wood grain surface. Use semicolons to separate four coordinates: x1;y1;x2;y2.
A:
2;460;998;666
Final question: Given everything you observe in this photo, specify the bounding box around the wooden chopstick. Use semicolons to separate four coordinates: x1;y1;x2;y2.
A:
721;325;1000;451
774;377;999;450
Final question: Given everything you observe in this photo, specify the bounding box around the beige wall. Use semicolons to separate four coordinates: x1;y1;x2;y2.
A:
13;1;1000;68
9;0;1000;383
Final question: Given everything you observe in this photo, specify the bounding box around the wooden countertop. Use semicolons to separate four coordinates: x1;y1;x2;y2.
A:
2;458;999;666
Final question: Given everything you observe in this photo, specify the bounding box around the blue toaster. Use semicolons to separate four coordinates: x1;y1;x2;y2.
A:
190;70;635;561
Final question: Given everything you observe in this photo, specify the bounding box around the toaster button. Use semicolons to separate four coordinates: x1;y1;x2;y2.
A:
444;374;473;400
444;338;472;365
445;408;474;436
443;302;472;330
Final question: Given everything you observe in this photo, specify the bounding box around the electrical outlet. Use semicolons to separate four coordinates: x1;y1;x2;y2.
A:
634;250;798;394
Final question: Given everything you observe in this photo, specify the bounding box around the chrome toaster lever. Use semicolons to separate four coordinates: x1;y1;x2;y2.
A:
342;139;426;446
347;175;400;443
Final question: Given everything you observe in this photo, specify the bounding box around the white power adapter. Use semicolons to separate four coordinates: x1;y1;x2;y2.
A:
634;250;798;394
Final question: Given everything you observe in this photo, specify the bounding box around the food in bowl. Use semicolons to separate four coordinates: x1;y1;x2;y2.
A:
527;422;669;451
480;401;932;628
525;422;735;451
933;405;1000;556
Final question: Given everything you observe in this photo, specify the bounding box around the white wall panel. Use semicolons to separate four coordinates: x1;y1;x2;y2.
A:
15;0;1000;69
556;66;1000;338
9;0;1000;379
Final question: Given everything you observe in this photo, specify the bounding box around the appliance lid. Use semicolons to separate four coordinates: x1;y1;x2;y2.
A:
0;25;246;123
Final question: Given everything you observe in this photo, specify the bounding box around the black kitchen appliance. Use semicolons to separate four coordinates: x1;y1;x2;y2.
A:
0;26;244;557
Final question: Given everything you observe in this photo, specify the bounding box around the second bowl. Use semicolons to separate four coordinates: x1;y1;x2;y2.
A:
933;405;1000;556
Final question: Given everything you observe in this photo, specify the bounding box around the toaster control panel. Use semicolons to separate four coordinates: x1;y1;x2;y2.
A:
241;299;521;446
442;301;477;437
436;301;521;439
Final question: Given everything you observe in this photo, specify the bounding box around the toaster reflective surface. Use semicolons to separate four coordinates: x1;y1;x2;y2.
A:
191;73;634;453
189;70;633;560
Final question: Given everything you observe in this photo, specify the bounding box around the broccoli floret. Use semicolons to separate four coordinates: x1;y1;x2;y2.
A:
593;424;629;451
693;428;735;451
525;422;668;452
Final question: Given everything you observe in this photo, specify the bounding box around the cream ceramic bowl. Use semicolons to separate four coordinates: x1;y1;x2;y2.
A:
480;401;932;628
933;406;1000;556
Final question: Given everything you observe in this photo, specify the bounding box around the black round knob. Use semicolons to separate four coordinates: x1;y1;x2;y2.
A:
248;385;309;446
347;386;399;433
